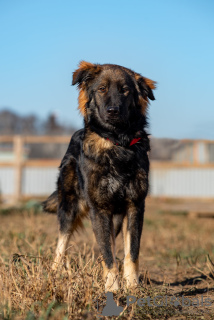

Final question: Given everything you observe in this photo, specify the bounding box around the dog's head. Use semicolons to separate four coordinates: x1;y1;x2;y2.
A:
72;61;156;131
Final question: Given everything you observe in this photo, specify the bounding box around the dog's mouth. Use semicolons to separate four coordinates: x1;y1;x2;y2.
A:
105;115;128;129
106;116;122;123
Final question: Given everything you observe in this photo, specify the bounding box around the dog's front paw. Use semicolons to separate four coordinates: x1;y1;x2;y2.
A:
124;273;139;288
123;257;139;288
105;273;119;292
51;262;59;272
103;266;119;292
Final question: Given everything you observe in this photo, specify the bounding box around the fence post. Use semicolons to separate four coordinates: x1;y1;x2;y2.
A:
193;141;198;164
13;135;23;203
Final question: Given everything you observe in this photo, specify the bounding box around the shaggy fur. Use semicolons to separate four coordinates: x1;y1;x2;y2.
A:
43;61;156;291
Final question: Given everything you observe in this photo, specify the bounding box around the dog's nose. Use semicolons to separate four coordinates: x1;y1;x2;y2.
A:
107;106;119;116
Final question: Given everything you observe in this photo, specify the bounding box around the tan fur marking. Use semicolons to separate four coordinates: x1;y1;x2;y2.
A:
102;262;119;292
72;216;84;232
134;73;156;115
78;87;88;116
134;73;156;90
72;61;95;85
78;199;89;216
52;203;89;271
73;61;102;116
138;95;148;116
122;216;130;256
43;195;57;213
83;131;113;157
78;60;95;70
111;221;116;262
47;200;57;212
122;216;139;287
52;232;71;270
144;77;157;90
124;254;139;287
71;204;89;233
73;61;92;117
101;221;119;291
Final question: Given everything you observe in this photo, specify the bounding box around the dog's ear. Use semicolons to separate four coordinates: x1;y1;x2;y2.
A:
134;73;156;115
72;61;101;86
135;74;156;101
140;77;156;101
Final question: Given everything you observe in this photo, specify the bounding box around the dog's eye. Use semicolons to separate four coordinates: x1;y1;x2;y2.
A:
121;87;129;94
98;86;106;93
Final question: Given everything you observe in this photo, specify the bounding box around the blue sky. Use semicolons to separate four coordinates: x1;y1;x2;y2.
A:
0;0;214;139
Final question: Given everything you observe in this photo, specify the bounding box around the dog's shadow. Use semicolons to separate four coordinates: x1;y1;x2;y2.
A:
139;273;214;297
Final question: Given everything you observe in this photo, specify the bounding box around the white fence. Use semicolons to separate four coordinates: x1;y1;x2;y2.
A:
150;163;214;198
1;136;214;202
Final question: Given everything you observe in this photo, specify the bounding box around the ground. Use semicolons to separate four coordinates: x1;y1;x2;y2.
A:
0;197;214;319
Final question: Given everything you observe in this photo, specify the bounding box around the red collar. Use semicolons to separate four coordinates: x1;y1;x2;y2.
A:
106;137;141;146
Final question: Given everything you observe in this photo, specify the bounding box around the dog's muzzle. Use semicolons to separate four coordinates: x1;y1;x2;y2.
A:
107;106;119;117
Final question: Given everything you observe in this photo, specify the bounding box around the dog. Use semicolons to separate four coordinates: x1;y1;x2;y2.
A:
43;61;156;291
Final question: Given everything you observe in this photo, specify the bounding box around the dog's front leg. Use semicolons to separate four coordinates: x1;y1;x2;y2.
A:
90;210;119;292
123;201;145;288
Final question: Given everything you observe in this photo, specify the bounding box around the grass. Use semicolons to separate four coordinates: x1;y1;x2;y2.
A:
0;198;214;319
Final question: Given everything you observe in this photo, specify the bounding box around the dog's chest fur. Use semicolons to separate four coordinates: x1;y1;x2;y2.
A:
81;131;149;209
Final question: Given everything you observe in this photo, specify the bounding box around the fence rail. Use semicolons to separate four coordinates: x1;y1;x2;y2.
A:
0;135;70;202
0;135;214;203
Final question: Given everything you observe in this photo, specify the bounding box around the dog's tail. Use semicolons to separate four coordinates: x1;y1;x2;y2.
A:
42;190;58;214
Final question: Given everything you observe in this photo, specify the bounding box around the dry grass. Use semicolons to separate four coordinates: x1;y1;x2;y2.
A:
0;197;214;319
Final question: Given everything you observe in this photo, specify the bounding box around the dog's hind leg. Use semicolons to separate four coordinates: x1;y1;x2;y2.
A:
52;208;74;271
90;210;119;291
110;220;117;265
52;200;86;271
52;198;88;271
52;157;84;271
123;202;144;288
113;213;124;238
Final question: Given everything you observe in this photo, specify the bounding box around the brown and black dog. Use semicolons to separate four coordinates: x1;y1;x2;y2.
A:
43;61;156;291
